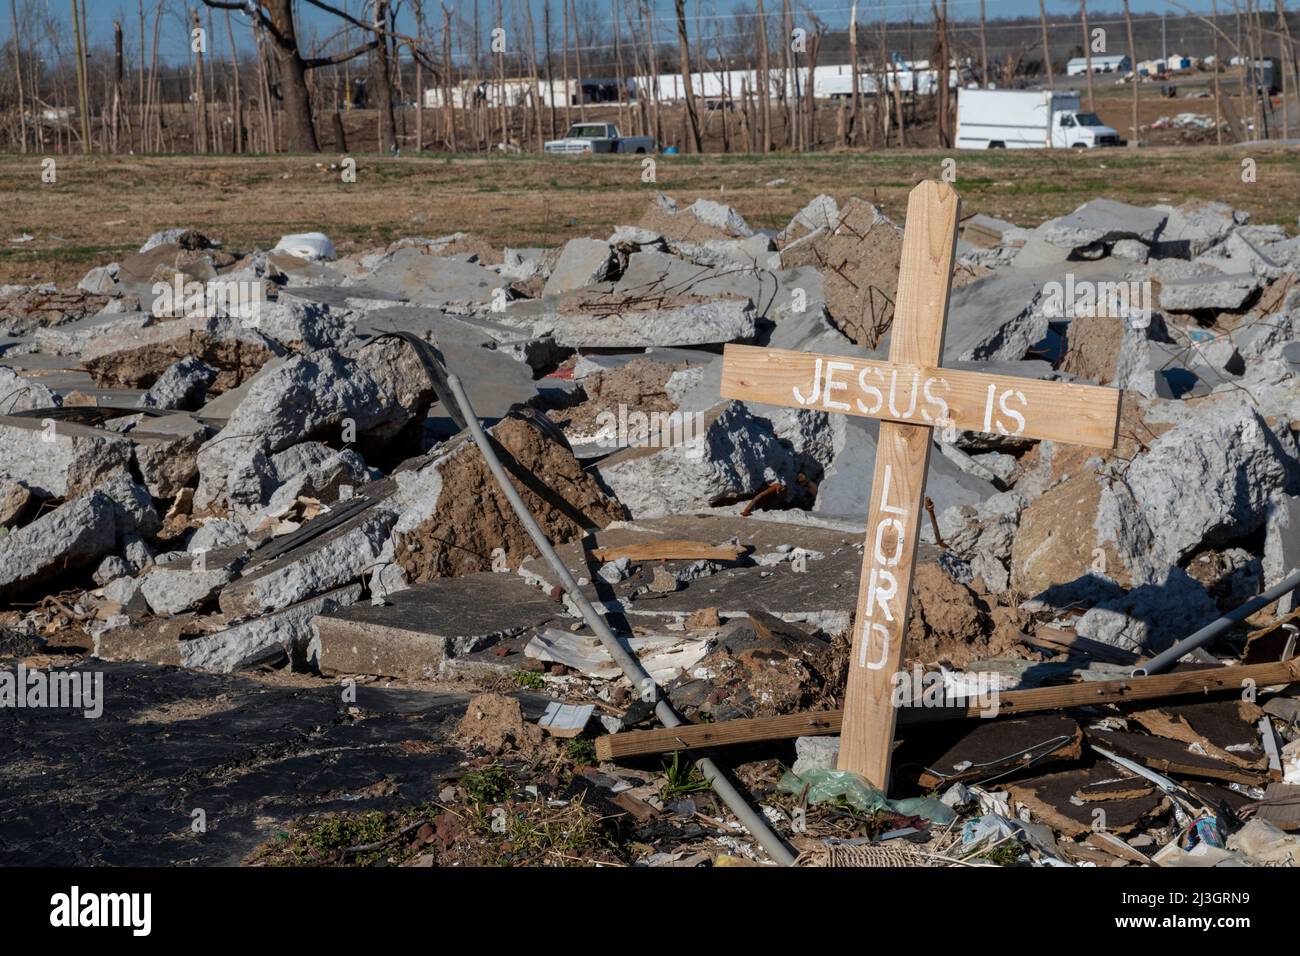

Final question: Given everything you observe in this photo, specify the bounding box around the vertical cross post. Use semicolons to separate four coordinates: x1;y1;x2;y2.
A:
836;181;960;787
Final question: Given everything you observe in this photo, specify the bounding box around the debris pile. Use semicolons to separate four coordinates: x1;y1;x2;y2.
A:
3;189;1299;868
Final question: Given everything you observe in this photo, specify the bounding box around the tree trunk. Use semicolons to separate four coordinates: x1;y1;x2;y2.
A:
979;0;989;86
756;0;771;152
372;0;397;152
70;0;91;152
674;0;703;152
1037;0;1054;88
1122;0;1138;147
848;1;860;146
258;0;320;151
1080;0;1095;110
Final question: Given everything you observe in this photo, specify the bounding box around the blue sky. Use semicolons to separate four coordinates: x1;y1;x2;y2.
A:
7;0;1238;61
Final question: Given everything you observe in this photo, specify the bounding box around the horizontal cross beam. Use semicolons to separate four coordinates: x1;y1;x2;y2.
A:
593;659;1300;761
721;343;1123;450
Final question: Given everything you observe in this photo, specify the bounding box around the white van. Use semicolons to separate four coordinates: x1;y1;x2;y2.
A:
956;89;1122;149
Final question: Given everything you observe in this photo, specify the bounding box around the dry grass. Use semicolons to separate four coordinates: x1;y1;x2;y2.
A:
2;143;1298;287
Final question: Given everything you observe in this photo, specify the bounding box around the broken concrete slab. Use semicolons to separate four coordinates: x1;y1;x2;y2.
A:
516;513;891;634
1151;200;1241;259
814;417;996;520
0;476;33;527
223;413;622;618
778;194;839;244
593;401;796;518
775;198;901;348
535;298;756;349
0;365;62;413
937;269;1053;363
541;238;616;296
1074;567;1220;654
927;491;1026;592
354;307;539;421
1263;494;1300;615
0;415;134;498
180;584;363;672
610;248;824;321
139;558;239;616
1200;231;1286;278
1014;405;1300;594
1039;199;1168;249
32;311;155;357
0;480;157;599
219;500;399;619
347;248;504;311
310;573;562;679
79;313;284;395
136;356;217;411
1158;272;1259;312
192;342;432;513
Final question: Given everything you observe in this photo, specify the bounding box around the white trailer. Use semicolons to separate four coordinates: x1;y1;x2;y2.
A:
955;88;1121;149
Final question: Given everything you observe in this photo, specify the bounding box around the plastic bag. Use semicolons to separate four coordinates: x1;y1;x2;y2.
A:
778;769;956;825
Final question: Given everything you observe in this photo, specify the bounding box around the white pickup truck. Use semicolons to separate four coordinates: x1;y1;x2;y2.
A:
543;123;656;155
956;89;1122;149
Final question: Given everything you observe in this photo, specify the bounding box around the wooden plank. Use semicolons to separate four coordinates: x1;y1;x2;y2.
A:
593;659;1300;761
720;343;1122;450
838;180;959;787
590;540;746;563
1020;627;1140;665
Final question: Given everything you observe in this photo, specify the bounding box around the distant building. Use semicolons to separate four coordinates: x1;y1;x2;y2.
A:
1066;54;1131;75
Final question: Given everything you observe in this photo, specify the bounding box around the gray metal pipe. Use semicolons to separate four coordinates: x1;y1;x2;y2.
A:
445;374;797;867
1135;566;1300;676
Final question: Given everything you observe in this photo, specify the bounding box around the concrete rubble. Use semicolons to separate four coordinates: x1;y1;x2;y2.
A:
4;186;1300;870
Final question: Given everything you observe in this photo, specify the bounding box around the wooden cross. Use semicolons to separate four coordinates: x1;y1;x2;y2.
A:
720;181;1122;789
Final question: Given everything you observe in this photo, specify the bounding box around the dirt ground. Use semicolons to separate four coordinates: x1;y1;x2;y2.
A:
3;140;1298;288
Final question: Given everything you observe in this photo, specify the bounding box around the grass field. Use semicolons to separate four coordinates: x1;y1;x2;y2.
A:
3;142;1299;286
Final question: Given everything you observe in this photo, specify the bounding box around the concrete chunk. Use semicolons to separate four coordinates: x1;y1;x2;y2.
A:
1039;199;1167;248
536;298;756;348
0;490;118;598
0;416;134;498
0;365;62;412
310;574;561;678
594;401;796;518
541;238;616;296
137;356;216;411
180;585;361;672
1159;272;1259;312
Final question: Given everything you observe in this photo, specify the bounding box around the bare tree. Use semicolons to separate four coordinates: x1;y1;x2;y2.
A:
1080;0;1095;110
1037;0;1054;88
756;0;771;151
674;0;703;151
1122;0;1138;145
